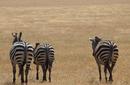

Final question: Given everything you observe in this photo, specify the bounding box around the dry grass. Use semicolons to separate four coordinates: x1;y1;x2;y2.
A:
0;4;130;85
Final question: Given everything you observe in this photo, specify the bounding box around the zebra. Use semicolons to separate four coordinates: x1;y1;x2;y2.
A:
89;36;118;82
33;43;55;82
10;32;33;84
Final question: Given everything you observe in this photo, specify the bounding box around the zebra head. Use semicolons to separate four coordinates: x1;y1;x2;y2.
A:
89;36;102;52
12;32;23;44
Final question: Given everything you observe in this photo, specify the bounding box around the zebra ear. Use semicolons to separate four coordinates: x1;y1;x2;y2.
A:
36;43;40;46
34;43;40;49
95;36;101;42
12;33;17;37
18;32;22;41
89;38;93;41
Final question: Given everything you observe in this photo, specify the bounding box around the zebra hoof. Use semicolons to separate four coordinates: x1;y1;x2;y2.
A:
12;82;15;85
49;80;51;83
109;79;113;83
99;77;102;82
105;78;108;83
109;79;113;82
21;82;24;85
36;77;39;80
42;79;47;82
21;80;24;84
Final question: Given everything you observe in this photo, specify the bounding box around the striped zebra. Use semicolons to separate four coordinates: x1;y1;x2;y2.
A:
10;32;33;84
89;36;118;82
33;43;55;82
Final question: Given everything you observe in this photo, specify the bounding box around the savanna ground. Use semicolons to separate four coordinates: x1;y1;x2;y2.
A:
0;2;130;85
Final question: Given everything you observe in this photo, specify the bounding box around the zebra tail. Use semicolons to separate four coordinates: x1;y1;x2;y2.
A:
110;45;114;59
46;58;49;69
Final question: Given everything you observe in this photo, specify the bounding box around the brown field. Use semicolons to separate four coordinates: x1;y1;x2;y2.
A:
0;1;130;85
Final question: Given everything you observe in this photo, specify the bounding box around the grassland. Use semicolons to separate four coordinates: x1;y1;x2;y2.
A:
0;4;130;85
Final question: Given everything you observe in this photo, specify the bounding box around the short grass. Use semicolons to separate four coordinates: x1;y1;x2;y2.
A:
0;4;130;85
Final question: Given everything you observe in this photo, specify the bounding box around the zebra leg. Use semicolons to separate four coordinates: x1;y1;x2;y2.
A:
36;65;39;80
42;64;47;81
45;63;48;81
97;64;102;81
21;66;24;84
19;65;24;84
111;62;115;72
107;64;113;82
25;68;29;84
48;66;52;82
12;65;16;84
104;64;107;82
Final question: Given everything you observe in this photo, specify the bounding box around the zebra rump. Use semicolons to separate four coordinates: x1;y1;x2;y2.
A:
34;43;54;65
10;42;33;76
94;40;118;64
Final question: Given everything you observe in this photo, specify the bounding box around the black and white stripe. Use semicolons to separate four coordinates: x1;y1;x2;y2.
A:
89;36;118;82
33;43;54;82
10;32;33;84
